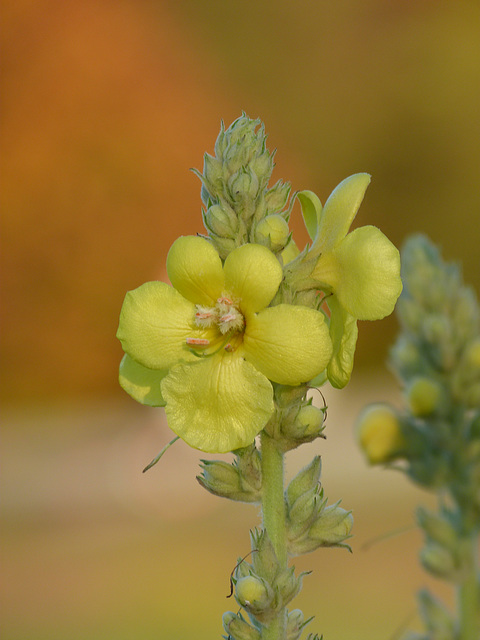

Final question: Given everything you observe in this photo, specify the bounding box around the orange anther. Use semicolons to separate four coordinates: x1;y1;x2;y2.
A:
186;337;210;346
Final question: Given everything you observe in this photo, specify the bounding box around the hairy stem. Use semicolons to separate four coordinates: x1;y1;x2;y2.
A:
261;430;287;639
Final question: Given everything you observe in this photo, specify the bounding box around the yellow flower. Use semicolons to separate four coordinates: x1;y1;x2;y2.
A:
298;174;402;388
117;236;332;453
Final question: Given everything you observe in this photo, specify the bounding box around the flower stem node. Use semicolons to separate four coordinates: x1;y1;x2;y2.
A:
222;612;261;640
356;404;405;464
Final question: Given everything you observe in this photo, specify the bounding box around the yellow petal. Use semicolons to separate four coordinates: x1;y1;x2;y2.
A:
315;174;371;252
117;281;212;369
333;225;402;320
297;190;323;241
119;354;167;406
326;297;358;389
161;355;274;453
166;235;224;306
224;243;283;313
243;305;333;385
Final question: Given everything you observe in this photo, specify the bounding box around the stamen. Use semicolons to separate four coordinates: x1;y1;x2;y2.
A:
224;343;234;352
219;313;237;324
217;296;233;305
186;337;210;346
195;311;214;320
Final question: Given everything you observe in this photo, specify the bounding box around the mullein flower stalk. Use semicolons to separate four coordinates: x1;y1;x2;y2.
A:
357;235;480;640
117;115;402;638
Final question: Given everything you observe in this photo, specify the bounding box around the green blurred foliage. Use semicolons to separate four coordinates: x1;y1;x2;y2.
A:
1;0;479;404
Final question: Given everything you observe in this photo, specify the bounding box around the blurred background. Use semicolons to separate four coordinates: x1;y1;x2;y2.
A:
1;1;479;638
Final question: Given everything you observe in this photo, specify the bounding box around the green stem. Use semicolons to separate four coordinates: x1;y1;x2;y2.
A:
457;533;480;640
261;430;287;639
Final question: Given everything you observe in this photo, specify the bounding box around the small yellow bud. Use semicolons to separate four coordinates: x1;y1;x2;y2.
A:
357;404;404;464
235;575;272;611
406;377;442;416
255;214;290;251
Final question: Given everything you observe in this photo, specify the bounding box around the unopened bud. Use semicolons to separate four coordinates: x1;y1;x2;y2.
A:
420;543;457;581
286;456;322;507
416;508;458;549
254;214;290;252
417;589;455;637
228;168;259;205
202;153;223;196
197;459;261;502
235;575;273;614
406;377;442;416
265;180;291;213
294;405;325;438
204;203;236;237
356;404;405;464
309;504;353;545
222;612;261;640
289;503;353;555
286;609;307;640
250;529;280;584
275;566;303;606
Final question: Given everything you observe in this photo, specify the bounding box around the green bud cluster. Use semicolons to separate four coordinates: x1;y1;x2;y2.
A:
417;507;472;583
230;530;309;628
285;457;353;555
264;384;327;451
388;236;480;521
361;234;480;640
197;443;262;503
194;114;293;259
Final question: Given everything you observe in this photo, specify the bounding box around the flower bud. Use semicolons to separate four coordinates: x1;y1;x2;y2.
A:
250;529;280;584
250;151;275;186
235;575;273;614
204;203;236;237
197;459;261;502
288;486;324;539
294;405;325;438
406;377;442;416
228;168;260;204
222;612;261;640
275;566;304;606
265;180;291;213
420;542;457;581
309;504;353;545
417;589;455;637
288;503;353;555
202;153;224;196
286;609;307;640
254;215;290;252
356;404;405;464
286;456;322;508
416;508;458;549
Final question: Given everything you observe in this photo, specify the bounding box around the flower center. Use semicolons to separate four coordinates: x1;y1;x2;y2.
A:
194;296;245;335
185;295;245;357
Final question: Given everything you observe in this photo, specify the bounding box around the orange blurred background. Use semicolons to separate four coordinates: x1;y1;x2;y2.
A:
1;1;479;638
